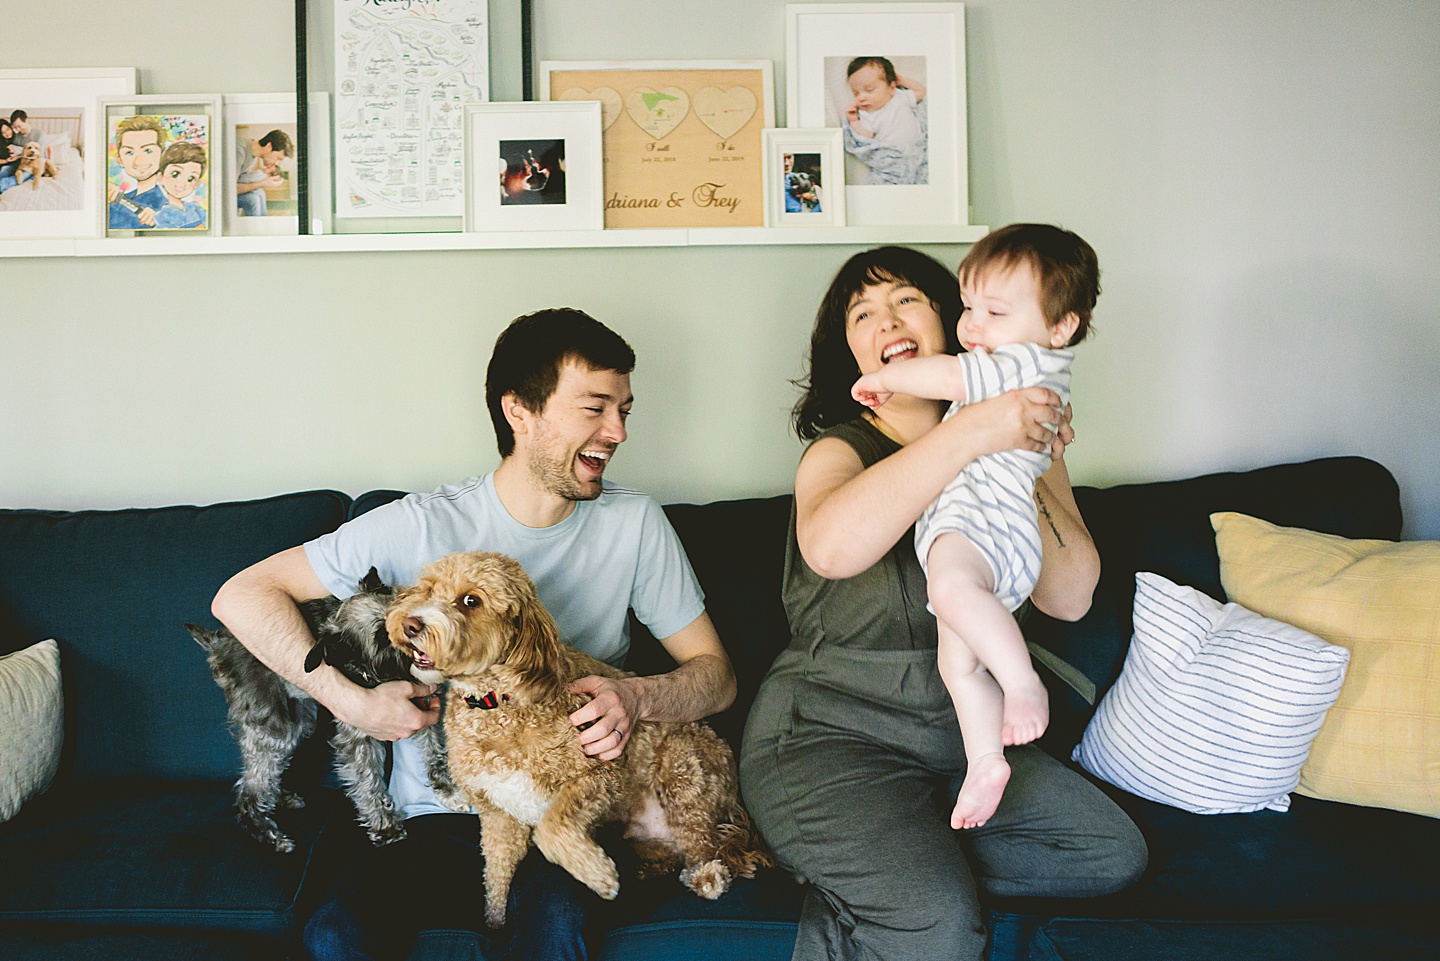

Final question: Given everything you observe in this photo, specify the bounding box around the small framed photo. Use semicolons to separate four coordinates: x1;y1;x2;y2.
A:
786;3;968;226
223;93;333;237
0;68;136;239
100;95;222;237
763;128;845;227
462;101;603;233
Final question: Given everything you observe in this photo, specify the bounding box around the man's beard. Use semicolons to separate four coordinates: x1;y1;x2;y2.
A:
527;445;602;502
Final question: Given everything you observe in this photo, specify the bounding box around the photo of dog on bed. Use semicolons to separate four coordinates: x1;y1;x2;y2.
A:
387;550;773;926
0;107;85;211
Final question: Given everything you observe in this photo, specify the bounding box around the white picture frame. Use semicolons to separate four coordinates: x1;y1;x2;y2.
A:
786;3;968;226
762;127;846;227
223;93;333;237
0;68;137;239
99;94;223;237
462;101;603;233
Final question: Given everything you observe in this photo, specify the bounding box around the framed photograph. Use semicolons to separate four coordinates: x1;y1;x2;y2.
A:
763;128;845;227
541;60;774;229
462;101;602;232
223;93;333;237
100;95;221;237
332;0;489;221
0;68;136;239
786;3;968;226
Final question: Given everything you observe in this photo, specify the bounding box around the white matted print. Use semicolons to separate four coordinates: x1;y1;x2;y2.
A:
100;96;221;237
463;101;602;232
763;128;845;227
787;3;967;226
224;93;333;236
0;69;136;238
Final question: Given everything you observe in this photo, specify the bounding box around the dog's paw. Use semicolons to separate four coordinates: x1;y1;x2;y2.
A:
435;787;472;814
278;790;306;810
267;833;297;854
584;860;620;901
367;822;408;847
485;897;507;929
680;859;731;900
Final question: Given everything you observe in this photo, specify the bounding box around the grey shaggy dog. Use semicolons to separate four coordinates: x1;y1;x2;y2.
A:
187;570;462;853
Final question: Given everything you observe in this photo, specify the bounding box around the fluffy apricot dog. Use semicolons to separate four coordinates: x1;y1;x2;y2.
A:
386;550;770;927
15;141;57;188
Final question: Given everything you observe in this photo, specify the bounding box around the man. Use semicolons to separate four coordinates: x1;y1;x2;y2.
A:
8;110;38;151
212;308;737;961
107;115;168;229
235;129;293;217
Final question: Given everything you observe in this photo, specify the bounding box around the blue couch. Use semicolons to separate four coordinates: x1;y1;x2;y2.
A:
1;456;1434;960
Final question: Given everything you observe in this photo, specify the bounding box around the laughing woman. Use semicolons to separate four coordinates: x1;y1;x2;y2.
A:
739;246;1146;961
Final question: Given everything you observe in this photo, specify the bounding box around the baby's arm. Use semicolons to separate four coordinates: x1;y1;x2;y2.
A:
852;355;969;409
844;101;875;139
896;75;928;103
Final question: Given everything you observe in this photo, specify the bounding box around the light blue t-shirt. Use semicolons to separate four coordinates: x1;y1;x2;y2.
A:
304;472;706;818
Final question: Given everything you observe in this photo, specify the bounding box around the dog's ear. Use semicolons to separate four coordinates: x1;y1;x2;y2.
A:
358;567;387;596
185;623;221;651
304;638;328;673
507;580;565;697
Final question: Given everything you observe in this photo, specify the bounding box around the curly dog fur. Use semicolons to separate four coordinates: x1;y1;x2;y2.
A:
386;550;771;927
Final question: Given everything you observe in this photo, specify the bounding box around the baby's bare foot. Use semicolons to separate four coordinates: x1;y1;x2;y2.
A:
951;753;1010;830
1001;676;1050;746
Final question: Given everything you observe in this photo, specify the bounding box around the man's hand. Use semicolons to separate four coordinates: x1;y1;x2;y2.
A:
339;680;440;742
568;675;642;761
851;371;893;409
137;207;156;227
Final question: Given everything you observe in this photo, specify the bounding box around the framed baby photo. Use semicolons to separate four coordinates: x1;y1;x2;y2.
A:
223;93;333;237
541;60;775;228
0;68;136;239
786;3;968;226
462;101;603;233
99;95;222;237
762;128;845;227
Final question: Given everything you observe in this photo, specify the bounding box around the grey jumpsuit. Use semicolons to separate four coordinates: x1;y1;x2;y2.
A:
739;419;1147;961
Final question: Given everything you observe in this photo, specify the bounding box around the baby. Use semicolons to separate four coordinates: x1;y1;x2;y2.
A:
842;56;927;185
852;223;1099;830
152;141;208;230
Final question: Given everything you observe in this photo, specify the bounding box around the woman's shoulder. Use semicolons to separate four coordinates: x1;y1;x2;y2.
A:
808;417;898;468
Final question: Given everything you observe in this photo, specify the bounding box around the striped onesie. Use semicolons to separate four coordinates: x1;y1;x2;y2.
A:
914;343;1074;612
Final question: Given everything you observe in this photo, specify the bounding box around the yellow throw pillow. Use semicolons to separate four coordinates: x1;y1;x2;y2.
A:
1211;512;1439;818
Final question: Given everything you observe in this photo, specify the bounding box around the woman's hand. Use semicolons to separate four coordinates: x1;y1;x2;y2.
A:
950;387;1063;459
1052;403;1075;461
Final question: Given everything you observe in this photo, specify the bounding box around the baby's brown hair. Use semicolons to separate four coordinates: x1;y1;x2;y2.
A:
958;223;1099;345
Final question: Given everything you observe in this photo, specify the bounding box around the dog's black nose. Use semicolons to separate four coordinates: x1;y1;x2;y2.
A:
403;616;424;639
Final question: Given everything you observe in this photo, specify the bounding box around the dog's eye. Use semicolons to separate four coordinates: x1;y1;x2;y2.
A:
461;594;482;609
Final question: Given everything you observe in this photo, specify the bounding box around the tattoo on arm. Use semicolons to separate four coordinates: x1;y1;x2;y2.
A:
1036;488;1065;548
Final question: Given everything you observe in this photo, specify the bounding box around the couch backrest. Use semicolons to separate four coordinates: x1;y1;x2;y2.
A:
0;492;350;782
1028;455;1402;753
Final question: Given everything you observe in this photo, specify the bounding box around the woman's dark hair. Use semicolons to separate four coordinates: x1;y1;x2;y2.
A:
791;246;963;440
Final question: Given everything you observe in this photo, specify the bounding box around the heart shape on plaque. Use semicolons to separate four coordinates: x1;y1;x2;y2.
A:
556;86;622;131
693;86;758;141
624;87;690;140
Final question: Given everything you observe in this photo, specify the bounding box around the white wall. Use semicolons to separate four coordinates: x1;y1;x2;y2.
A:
3;1;1438;539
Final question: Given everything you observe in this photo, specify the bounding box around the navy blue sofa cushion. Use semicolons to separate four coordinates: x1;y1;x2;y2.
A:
0;491;350;782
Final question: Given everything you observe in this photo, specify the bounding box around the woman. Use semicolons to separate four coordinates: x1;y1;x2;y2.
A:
739;246;1146;960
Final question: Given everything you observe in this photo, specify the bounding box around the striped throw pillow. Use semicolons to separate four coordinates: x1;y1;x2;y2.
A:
1072;572;1351;814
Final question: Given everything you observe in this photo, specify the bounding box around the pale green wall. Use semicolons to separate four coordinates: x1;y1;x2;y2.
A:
4;1;1439;539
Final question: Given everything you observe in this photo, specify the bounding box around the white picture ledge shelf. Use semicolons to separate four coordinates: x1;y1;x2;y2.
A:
1;224;988;259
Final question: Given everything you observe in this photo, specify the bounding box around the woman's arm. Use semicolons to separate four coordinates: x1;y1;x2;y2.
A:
1028;453;1100;621
797;388;1061;579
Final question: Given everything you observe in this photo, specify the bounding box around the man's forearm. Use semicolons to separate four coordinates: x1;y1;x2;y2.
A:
628;653;736;724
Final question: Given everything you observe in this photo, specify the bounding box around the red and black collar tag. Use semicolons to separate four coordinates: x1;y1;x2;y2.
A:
464;690;510;710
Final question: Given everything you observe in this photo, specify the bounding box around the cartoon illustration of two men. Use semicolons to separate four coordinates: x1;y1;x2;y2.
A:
108;115;208;230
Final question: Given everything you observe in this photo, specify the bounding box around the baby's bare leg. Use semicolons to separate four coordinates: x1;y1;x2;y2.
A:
927;533;1049;747
936;617;1010;829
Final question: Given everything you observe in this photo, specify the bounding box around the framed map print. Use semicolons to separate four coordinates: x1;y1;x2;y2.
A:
332;0;489;220
541;60;774;229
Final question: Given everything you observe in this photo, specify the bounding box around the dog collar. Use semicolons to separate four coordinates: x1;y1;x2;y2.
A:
464;690;511;710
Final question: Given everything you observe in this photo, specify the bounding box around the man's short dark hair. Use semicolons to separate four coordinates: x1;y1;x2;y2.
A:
10;109;27;124
485;308;636;457
258;129;294;158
